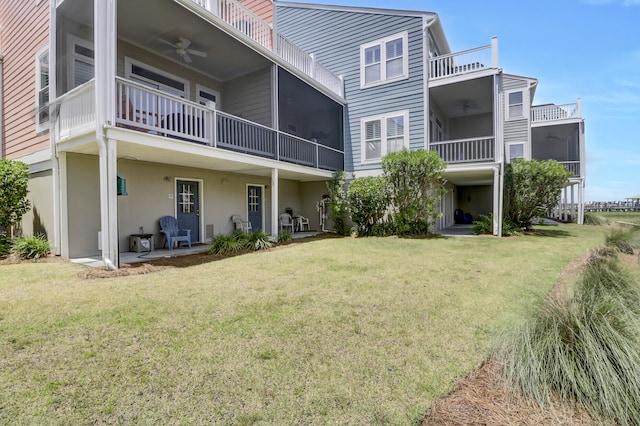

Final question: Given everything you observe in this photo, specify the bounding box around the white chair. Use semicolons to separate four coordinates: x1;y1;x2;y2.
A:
297;215;310;231
231;215;252;233
279;213;294;232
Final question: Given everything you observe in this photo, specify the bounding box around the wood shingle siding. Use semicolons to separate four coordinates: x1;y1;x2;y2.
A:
276;5;426;172
0;0;50;158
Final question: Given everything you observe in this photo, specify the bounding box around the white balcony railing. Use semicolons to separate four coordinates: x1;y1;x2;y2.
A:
189;0;343;98
430;137;495;164
531;101;581;122
57;79;96;140
429;37;498;80
110;78;343;171
559;161;580;177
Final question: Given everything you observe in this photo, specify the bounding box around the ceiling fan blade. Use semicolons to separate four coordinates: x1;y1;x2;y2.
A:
158;38;177;48
182;53;192;64
179;38;192;49
187;49;207;58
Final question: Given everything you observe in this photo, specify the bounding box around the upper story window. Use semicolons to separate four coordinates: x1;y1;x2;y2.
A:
506;89;526;120
360;32;409;89
361;110;409;163
68;35;94;90
35;47;49;131
125;58;189;98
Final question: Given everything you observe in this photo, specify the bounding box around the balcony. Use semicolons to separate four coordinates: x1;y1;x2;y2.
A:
429;38;498;81
56;79;344;172
430;137;496;164
189;0;344;97
531;100;582;123
559;161;580;177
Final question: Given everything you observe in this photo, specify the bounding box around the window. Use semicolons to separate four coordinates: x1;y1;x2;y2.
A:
68;35;94;90
360;32;409;88
35;47;49;131
125;58;188;98
507;90;525;120
506;142;524;162
196;84;221;108
361;111;409;163
178;182;195;214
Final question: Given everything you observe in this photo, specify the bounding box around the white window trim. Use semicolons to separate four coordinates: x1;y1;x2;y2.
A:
506;141;527;163
506;89;528;121
360;31;409;89
67;35;94;90
195;84;221;109
35;46;49;133
360;110;410;164
124;57;189;98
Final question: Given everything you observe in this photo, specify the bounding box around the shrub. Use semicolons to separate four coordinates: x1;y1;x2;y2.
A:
246;230;273;251
0;232;10;258
584;212;607;226
326;171;349;235
0;159;31;231
503;159;571;229
472;214;521;236
208;232;247;255
347;176;388;236
605;226;639;254
382;148;446;234
10;234;50;260
496;247;640;424
278;229;293;243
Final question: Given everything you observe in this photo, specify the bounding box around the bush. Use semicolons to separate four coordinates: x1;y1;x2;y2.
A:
10;234;50;260
496;247;640;424
278;229;293;243
246;230;273;251
584;212;607;226
208;232;247;255
605;226;639;254
347;176;388;236
382;148;446;234
0;232;10;258
472;214;521;236
503;159;571;229
0;159;31;231
326;171;349;235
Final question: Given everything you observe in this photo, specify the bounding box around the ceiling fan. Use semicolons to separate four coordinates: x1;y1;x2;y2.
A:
460;100;481;113
158;37;207;64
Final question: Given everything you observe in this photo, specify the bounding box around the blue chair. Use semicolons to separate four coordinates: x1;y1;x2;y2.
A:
159;216;191;251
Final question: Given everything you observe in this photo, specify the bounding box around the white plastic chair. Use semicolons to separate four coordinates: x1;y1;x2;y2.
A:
279;213;294;232
297;215;310;231
231;215;252;233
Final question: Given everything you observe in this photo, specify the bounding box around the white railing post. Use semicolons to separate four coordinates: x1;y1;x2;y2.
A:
577;97;582;117
491;36;498;68
310;53;316;79
206;101;217;147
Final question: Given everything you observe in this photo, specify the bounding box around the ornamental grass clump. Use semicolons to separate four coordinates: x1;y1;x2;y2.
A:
246;230;273;251
9;234;51;260
208;231;247;255
496;247;640;425
605;226;639;255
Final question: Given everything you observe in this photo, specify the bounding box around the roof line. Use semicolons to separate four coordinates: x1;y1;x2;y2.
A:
274;1;437;18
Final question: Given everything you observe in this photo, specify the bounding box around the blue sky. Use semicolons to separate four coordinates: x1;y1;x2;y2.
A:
286;0;640;201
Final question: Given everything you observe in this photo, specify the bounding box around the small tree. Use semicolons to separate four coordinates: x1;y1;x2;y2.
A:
0;159;31;235
382;148;447;234
503;159;572;229
326;170;348;235
347;176;388;236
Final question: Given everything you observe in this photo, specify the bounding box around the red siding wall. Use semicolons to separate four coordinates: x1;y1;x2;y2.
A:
0;0;50;159
239;0;273;25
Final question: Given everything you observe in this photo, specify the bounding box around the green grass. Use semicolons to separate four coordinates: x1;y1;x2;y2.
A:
0;224;605;424
596;211;640;225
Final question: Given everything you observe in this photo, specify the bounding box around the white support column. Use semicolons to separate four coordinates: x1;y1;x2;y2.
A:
271;168;279;237
57;152;69;258
570;184;575;222
491;36;499;68
493;166;502;236
563;188;568;222
95;0;118;268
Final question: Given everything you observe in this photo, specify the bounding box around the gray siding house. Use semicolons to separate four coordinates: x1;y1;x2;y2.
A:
275;1;586;233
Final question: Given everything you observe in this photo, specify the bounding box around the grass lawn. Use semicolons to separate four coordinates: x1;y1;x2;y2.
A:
596;211;640;225
0;224;606;424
